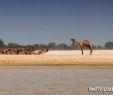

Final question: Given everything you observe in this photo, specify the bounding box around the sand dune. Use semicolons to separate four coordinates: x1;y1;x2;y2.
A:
0;50;113;66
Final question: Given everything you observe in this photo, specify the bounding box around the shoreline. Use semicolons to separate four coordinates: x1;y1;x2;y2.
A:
0;61;113;66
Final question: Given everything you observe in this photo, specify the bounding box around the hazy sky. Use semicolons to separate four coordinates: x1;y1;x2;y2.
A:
0;0;113;45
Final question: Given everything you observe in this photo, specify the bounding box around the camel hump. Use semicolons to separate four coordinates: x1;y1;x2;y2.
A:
83;40;90;43
84;40;89;42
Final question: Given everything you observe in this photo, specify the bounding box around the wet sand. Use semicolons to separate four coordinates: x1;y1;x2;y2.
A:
0;50;113;66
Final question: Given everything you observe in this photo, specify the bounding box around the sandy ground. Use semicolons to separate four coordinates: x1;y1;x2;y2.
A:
0;50;113;66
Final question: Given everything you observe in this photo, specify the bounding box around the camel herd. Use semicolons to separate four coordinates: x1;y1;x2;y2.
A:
0;47;49;55
0;38;93;55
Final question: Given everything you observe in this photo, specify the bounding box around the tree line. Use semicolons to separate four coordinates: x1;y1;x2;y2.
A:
0;39;113;50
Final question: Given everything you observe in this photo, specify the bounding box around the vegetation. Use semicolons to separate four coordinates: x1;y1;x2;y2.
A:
0;39;5;48
104;41;113;49
0;38;113;50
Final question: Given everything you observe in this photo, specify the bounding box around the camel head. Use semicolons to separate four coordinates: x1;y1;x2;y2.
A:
70;38;75;43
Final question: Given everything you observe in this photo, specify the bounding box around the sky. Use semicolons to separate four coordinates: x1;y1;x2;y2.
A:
0;0;113;45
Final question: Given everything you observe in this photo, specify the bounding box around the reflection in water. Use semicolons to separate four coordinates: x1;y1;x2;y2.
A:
0;66;113;95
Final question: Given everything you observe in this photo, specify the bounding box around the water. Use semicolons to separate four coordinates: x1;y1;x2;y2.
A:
0;66;113;95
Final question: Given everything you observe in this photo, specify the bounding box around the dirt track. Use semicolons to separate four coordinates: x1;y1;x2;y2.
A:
0;50;113;66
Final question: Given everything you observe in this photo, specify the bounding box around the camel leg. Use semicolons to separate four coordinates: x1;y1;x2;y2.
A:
89;47;92;55
80;47;84;55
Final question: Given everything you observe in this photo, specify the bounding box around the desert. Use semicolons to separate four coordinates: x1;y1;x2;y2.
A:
0;50;113;66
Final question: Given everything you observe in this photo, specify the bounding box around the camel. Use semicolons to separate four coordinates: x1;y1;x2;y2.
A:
70;38;93;55
32;48;49;55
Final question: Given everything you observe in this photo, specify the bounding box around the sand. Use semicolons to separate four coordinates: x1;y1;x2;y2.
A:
0;50;113;66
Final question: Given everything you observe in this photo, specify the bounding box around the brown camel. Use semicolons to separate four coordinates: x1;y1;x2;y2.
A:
70;38;93;55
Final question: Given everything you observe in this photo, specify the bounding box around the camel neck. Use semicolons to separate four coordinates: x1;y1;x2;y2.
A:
74;40;79;45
